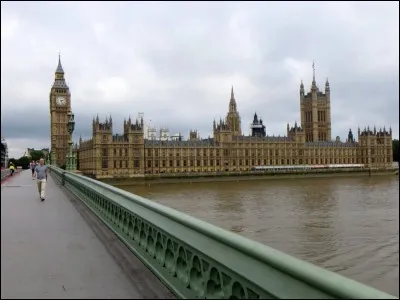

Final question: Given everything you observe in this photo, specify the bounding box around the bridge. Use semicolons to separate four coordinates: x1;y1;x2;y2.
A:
1;167;397;299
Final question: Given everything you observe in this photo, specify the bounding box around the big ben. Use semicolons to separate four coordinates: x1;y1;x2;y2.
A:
50;55;71;167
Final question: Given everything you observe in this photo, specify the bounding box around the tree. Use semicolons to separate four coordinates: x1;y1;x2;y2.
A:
18;156;31;169
393;139;399;162
8;158;17;167
30;150;46;161
8;156;30;169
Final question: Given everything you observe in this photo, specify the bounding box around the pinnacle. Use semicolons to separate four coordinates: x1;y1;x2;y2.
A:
56;53;64;74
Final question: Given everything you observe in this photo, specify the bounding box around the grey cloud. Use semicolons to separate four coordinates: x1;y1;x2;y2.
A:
1;2;398;158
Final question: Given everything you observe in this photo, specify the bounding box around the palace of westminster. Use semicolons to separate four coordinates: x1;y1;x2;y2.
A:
50;57;393;179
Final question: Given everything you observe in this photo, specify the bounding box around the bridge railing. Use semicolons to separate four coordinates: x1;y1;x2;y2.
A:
49;166;397;299
1;168;22;181
1;169;10;181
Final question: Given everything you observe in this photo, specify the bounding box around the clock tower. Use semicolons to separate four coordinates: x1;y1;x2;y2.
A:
50;54;71;167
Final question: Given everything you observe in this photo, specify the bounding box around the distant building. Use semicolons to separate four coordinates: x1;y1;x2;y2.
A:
170;133;183;141
300;62;331;142
26;148;50;159
48;58;393;179
1;137;8;168
189;130;199;141
159;127;170;141
250;113;266;138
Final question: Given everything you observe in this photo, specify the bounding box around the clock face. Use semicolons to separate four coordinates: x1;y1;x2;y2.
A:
56;96;66;106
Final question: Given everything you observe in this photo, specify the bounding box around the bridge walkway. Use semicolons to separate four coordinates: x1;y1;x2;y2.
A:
1;170;173;299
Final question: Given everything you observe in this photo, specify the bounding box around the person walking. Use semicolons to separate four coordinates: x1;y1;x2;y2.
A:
34;158;49;201
30;160;36;179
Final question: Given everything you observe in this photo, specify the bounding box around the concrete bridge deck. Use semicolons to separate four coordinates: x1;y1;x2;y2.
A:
1;170;173;299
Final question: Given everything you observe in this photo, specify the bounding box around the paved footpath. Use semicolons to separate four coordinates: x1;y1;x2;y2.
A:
1;170;172;299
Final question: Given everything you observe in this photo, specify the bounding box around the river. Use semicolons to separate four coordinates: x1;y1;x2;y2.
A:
119;175;399;296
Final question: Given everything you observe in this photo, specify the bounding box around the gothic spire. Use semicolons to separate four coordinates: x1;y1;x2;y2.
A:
300;80;304;95
312;60;316;82
229;86;237;112
56;52;64;74
311;60;317;90
253;112;258;123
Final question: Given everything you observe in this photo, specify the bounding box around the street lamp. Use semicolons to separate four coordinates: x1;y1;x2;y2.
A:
51;149;56;166
66;111;75;171
67;112;75;135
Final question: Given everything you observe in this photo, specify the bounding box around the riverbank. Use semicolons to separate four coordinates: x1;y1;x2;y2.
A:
102;168;397;187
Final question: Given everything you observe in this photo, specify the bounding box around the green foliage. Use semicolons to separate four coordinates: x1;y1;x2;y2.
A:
393;139;399;162
8;156;30;169
18;156;31;169
8;158;17;166
30;150;45;161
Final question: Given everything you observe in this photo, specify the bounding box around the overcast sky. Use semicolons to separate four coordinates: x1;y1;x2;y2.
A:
1;1;399;158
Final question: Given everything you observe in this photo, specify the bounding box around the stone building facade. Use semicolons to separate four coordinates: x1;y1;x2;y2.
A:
300;63;332;142
49;55;72;167
50;60;393;179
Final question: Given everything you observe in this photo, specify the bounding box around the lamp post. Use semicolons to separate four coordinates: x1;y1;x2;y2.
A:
51;148;57;166
66;111;75;171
